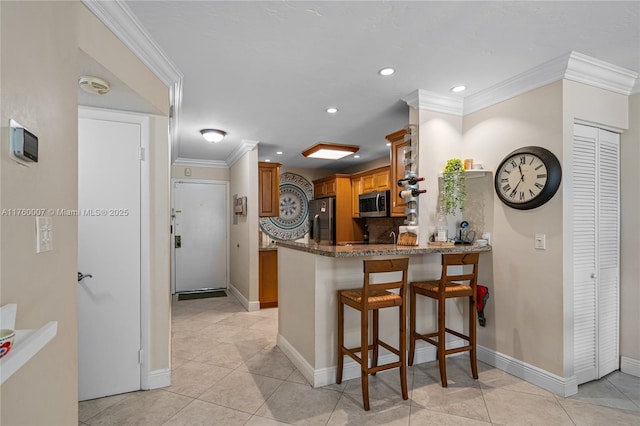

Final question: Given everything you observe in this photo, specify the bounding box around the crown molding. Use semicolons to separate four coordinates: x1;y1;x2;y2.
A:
81;0;184;162
406;52;638;116
564;51;638;96
226;140;259;167
402;89;463;116
173;157;229;169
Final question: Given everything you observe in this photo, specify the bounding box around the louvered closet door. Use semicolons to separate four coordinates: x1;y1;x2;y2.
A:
573;124;620;385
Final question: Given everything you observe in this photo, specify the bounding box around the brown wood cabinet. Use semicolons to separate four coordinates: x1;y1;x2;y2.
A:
259;250;278;308
258;162;281;217
350;166;390;218
312;174;356;243
386;129;409;217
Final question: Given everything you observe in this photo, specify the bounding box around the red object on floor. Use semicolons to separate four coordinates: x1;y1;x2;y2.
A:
477;285;489;327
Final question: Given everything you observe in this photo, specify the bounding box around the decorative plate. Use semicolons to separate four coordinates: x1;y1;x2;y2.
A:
259;172;313;240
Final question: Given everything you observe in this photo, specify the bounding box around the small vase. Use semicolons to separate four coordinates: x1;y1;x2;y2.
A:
436;211;448;242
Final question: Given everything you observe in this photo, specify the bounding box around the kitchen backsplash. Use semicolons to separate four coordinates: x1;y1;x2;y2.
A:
365;217;406;243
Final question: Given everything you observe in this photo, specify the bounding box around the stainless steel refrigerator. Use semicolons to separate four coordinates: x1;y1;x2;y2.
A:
308;197;336;245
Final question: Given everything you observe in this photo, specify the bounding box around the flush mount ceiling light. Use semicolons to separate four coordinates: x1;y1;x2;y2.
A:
200;129;227;143
78;75;111;95
302;142;359;160
379;67;395;76
450;85;466;93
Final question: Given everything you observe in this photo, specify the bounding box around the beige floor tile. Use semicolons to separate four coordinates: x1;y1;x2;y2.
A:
249;316;279;332
189;309;236;324
483;388;573;425
193;340;265;370
163;399;251;425
237;347;296;380
84;389;191;426
411;371;489;423
285;368;311;385
198;370;283;414
166;360;233;398
557;397;640;426
255;381;341;426
343;368;413;403
78;393;128;422
479;367;554;397
569;375;640;411
409;407;492;425
245;415;293;425
216;312;265;328
327;391;411;425
606;371;640;407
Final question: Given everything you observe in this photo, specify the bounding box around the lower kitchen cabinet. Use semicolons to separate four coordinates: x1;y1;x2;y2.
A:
259;250;278;308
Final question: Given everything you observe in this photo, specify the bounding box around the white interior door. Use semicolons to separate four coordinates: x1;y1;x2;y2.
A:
573;123;620;385
78;112;143;400
174;181;228;293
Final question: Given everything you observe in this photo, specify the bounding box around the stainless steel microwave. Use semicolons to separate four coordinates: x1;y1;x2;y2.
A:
358;190;390;217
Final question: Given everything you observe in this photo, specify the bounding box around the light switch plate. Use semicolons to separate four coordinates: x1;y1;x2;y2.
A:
534;233;546;250
36;216;53;253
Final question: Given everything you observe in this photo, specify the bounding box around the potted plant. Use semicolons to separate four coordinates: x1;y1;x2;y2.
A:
440;158;466;215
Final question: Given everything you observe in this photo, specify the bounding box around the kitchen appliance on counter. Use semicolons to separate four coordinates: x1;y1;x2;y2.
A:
309;197;336;245
358;190;391;217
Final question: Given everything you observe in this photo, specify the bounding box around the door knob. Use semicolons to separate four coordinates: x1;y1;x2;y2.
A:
78;272;93;282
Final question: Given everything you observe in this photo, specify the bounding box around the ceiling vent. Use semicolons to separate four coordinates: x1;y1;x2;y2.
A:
78;75;111;95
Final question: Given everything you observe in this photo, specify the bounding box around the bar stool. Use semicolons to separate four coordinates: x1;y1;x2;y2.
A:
409;252;479;387
336;257;409;410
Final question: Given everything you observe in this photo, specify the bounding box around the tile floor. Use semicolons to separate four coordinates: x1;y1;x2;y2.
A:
79;293;640;425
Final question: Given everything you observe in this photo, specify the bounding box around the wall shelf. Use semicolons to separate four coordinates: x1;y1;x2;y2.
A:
0;304;58;385
438;170;492;179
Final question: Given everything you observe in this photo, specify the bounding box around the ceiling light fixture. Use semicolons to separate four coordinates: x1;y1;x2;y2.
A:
200;129;227;143
276;151;283;155
379;67;395;76
78;75;111;95
302;142;359;160
354;155;361;159
450;85;466;93
326;107;338;114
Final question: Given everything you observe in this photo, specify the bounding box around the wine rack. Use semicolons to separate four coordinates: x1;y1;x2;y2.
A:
397;125;420;226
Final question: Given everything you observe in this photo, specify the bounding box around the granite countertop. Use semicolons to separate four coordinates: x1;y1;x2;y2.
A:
277;241;491;258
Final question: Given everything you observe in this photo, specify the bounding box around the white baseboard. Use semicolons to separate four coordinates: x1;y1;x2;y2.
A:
227;284;260;312
477;345;578;397
142;368;171;390
621;356;640;377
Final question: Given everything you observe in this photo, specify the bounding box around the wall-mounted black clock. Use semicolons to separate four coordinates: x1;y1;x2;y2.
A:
494;146;562;210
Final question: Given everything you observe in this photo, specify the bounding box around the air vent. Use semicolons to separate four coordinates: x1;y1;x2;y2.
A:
78;75;110;95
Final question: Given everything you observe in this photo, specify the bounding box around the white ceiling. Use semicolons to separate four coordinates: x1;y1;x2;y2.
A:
89;1;639;171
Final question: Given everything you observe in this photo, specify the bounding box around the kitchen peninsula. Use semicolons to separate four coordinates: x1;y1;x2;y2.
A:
276;240;491;388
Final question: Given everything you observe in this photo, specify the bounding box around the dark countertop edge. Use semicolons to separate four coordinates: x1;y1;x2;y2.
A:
276;241;491;257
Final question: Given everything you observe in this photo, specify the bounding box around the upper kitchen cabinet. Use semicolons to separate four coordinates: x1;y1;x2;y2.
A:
313;174;349;199
258;161;281;217
386;129;408;217
350;166;390;218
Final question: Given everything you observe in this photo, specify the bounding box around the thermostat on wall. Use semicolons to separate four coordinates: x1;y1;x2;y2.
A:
10;119;38;165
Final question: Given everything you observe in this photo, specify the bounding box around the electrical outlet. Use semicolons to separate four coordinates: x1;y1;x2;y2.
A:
534;233;546;250
36;216;53;253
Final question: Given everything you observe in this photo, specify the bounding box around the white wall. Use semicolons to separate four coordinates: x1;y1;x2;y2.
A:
0;3;170;424
171;165;230;181
619;93;640;369
229;148;259;307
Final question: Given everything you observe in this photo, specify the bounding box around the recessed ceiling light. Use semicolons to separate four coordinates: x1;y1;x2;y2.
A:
354;155;360;159
276;151;283;155
264;159;271;162
451;85;466;93
386;142;391;147
379;67;395;76
326;107;338;114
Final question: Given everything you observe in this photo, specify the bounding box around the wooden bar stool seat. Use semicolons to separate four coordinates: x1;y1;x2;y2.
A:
409;252;480;387
336;257;409;411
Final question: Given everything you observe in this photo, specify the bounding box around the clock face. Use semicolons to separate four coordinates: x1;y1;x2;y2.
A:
494;146;562;210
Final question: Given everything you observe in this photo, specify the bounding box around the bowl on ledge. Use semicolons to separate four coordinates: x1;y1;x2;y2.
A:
0;329;15;358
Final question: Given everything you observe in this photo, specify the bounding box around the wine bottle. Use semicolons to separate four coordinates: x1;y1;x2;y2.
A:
398;188;426;198
397;176;425;187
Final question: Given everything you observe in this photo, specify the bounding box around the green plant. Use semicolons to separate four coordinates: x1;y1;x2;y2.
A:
440;158;466;215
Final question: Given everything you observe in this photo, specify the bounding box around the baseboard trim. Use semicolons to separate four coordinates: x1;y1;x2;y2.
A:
477;345;578;397
227;284;260;312
621;356;640;377
277;333;316;386
142;368;171;390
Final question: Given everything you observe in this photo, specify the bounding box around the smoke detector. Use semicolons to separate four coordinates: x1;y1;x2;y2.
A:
78;75;110;95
